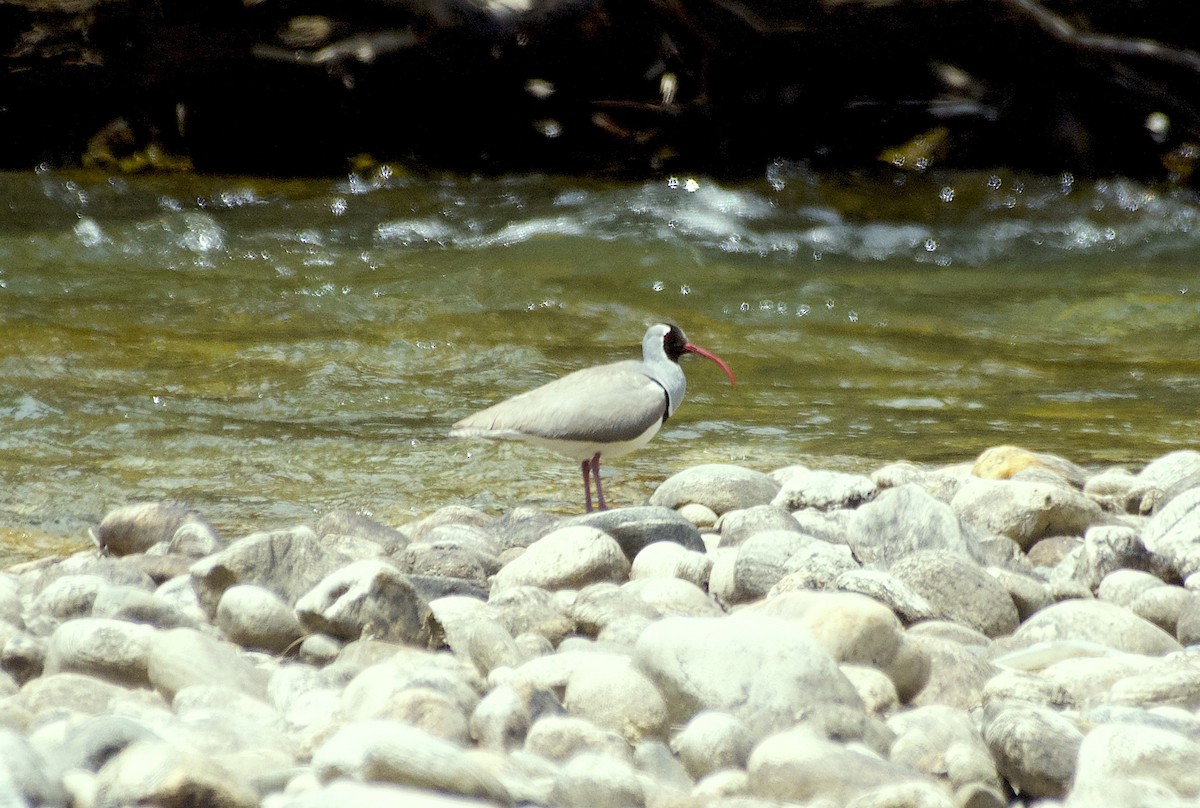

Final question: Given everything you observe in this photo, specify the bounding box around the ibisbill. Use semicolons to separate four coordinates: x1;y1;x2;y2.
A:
450;323;736;512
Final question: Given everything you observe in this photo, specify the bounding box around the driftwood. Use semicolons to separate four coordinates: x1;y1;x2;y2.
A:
1;0;1197;181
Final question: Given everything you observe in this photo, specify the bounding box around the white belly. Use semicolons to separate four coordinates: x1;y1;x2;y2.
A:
520;419;664;462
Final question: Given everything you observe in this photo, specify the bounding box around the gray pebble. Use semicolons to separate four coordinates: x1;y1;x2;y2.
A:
216;585;305;654
491;526;629;594
146;627;268;702
550;752;644;808
951;479;1102;550
670;710;752;779
650;464;781;514
94;502;207;558
636;614;861;742
713;505;802;548
43;617;156;687
566;505;705;558
295;559;430;645
847;484;983;567
890;551;1019;638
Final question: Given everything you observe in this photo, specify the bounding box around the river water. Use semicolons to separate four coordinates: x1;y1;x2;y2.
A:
1;164;1198;563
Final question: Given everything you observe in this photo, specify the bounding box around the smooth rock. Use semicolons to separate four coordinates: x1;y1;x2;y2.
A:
846;484;982;567
295;559;430;645
889;551;1019;638
743;591;904;670
747;725;935;804
770;466;877;511
312;719;511;803
650;464;781;515
485;587;574;646
972;445;1088;487
15;671;130;718
317;509;409;550
562;655;668;744
566;506;705;558
340;651;480;727
1082;703;1200;742
403;539;492;586
1071;722;1200;801
889;705;1000;793
1136;450;1200;507
622;576;721;618
981;669;1074;709
90;584;199;630
1006;599;1182;656
713;505;802;548
841;664;900;717
469;683;562;752
43;617;156;687
164;518;223;558
1175;594;1200;645
677;502;718;529
729;530;820;604
94;502;210;558
986;567;1051;622
1038;653;1161;706
670;710;752;779
782;512;848;551
635;614;862;742
982;702;1083;798
950;478;1101;550
1106;662;1200;710
405;505;494;541
1097;569;1168;607
491;526;629;593
216;584;305;654
549;751;644;808
1130;586;1196;636
27;574;109;634
487;507;563;552
629;542;713;588
907;634;996;711
146;627;267;701
524;714;630;763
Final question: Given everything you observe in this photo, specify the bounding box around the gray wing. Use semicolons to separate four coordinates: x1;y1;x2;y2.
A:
451;360;667;443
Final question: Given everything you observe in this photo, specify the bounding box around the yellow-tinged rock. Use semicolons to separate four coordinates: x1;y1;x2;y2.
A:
972;446;1087;488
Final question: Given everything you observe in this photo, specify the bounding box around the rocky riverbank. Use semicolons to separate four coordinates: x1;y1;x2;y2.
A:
4;444;1200;807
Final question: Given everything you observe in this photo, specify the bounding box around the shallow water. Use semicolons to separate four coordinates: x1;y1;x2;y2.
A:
2;164;1198;563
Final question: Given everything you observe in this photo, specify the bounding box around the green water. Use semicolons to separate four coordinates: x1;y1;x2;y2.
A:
1;165;1198;563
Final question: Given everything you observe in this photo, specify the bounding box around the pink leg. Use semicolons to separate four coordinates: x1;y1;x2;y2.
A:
581;458;594;512
590;453;607;511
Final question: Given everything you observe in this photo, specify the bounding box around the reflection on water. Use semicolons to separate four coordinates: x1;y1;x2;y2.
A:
1;164;1198;562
